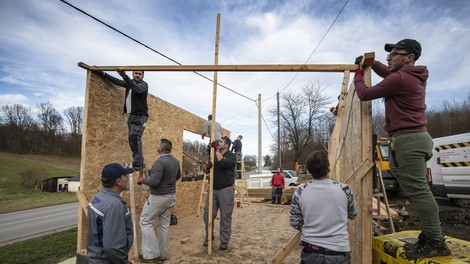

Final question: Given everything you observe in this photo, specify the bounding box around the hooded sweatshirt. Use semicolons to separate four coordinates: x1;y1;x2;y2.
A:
354;61;428;136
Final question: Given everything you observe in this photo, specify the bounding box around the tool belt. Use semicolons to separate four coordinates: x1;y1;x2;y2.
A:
301;241;348;256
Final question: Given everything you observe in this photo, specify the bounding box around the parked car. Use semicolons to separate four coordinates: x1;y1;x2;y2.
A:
246;169;298;188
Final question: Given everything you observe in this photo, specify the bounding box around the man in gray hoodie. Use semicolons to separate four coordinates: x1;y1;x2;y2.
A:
354;39;451;259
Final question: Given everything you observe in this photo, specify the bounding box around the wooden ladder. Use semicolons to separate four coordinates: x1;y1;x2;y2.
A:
234;159;250;205
196;172;209;217
371;164;395;235
122;164;149;258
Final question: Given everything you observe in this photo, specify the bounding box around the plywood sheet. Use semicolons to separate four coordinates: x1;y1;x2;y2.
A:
78;71;229;253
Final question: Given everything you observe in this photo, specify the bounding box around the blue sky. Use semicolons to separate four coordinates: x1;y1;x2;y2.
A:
1;0;469;158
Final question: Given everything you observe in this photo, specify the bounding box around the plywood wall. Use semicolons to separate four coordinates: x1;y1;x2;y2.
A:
328;70;373;264
77;71;229;252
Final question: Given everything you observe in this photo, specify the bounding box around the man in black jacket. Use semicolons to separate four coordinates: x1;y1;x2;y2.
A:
99;69;148;170
203;136;237;250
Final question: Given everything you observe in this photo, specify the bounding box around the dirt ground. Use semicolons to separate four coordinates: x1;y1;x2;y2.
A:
131;195;470;264
132;202;302;264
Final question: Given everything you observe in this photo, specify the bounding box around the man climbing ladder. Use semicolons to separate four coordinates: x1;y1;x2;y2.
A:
95;68;149;171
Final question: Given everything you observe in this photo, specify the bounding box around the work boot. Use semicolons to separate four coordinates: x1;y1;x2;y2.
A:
404;237;451;260
203;236;215;246
220;243;228;250
403;232;426;251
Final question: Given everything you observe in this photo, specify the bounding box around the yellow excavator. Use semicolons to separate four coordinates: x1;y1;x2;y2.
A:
374;137;400;193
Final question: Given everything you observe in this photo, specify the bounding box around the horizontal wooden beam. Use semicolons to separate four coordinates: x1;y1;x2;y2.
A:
79;62;359;72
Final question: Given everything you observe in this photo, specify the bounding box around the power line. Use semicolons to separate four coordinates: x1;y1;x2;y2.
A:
60;0;256;102
276;0;351;95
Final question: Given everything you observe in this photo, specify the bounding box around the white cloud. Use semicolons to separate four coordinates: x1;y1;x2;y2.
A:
1;0;469;159
0;94;30;106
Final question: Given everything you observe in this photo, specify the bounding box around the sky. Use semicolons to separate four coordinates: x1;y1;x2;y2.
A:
1;0;469;160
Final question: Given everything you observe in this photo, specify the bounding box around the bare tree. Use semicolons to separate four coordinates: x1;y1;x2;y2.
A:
63;106;83;135
0;104;35;152
270;82;331;167
37;101;63;135
372;101;386;137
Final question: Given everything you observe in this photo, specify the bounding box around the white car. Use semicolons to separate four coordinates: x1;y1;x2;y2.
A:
246;170;298;188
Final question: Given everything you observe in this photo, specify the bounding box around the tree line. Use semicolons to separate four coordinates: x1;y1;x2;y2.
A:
2;91;468;168
0;101;83;157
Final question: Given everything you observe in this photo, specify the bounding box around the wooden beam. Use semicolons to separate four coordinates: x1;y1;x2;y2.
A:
78;62;359;72
207;13;221;255
76;191;89;217
344;158;375;185
270;232;301;263
361;52;376;68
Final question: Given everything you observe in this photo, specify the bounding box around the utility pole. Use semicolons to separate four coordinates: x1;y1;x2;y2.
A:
277;92;281;168
258;94;262;173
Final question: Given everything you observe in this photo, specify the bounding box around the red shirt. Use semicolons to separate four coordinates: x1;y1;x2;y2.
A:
271;172;285;188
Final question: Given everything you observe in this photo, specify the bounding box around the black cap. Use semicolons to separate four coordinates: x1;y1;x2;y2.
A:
384;39;422;61
101;163;134;183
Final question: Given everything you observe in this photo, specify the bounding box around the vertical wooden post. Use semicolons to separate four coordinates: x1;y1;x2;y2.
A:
207;13;221;255
76;69;92;255
360;57;373;264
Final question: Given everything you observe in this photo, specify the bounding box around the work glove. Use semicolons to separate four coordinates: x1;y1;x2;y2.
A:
137;177;143;185
211;140;219;151
203;161;213;174
354;69;364;78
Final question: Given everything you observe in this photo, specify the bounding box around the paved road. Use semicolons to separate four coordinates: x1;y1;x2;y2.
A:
0;202;78;246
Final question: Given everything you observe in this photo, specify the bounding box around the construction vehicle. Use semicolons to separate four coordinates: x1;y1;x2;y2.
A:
427;132;470;208
374;137;400;193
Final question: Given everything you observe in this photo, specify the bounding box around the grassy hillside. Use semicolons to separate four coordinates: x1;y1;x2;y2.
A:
0;152;80;213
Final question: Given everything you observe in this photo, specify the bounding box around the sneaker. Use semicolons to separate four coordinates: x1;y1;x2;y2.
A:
220;243;228;250
138;255;160;263
404;237;451;260
403;232;426;251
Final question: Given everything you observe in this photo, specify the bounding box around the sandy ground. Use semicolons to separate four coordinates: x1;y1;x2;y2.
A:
132;202;302;264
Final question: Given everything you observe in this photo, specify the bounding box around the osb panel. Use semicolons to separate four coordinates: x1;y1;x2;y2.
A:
329;80;372;264
78;71;229;251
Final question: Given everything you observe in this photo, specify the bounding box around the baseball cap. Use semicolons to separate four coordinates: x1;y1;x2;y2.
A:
384;39;422;61
101;163;134;183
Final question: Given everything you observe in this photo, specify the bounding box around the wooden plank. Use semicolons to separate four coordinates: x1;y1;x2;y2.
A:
128;171;138;258
78;62;359;72
372;197;399;220
359;51;374;264
270;232;301;264
361;52;376;68
344;158;375;185
76;191;89;217
207;13;221;255
76;69;92;253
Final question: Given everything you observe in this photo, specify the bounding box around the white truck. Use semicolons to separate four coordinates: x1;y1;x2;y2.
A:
427;132;470;208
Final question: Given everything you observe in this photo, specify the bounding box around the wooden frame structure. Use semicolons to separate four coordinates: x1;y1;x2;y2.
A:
77;11;375;262
78;56;373;263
